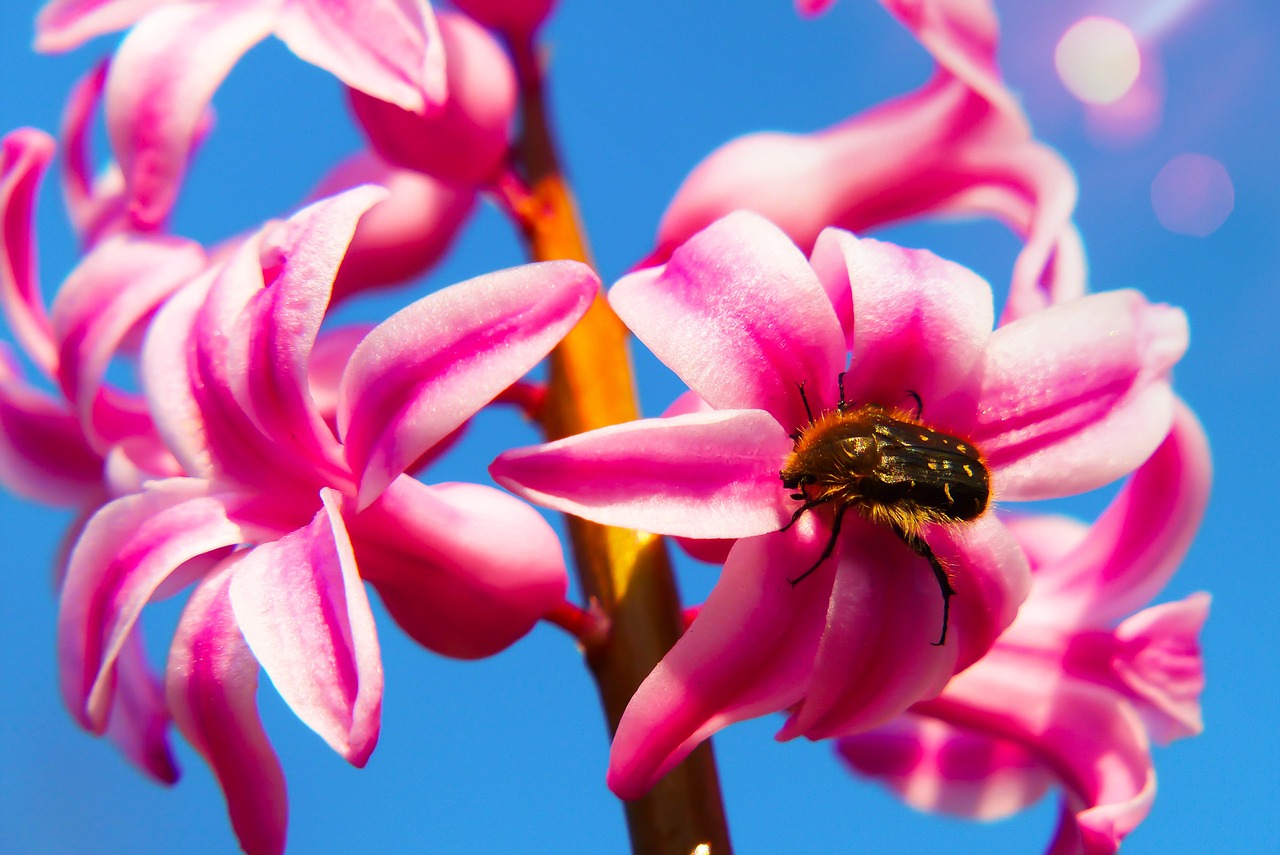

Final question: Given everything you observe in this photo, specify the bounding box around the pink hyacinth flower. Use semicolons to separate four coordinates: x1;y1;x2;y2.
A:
838;402;1211;854
44;0;445;227
490;211;1188;799
2;126;212;782
654;0;1082;322
57;185;597;853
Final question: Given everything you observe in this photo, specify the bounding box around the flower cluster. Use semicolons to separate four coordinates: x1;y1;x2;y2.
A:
1;1;1208;853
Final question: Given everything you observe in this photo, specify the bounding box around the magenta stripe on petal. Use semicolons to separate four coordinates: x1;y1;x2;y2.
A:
611;211;846;431
1;129;58;374
340;260;598;507
167;562;288;855
229;489;382;766
51;234;205;447
975;290;1187;500
607;527;833;800
58;479;249;731
106;1;275;227
491;410;793;539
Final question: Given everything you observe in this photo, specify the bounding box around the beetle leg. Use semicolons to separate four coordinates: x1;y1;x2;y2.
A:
892;526;955;646
837;371;849;413
787;502;848;586
796;379;815;424
780;492;834;531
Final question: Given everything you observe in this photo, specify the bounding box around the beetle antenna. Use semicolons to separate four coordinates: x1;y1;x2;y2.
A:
837;371;849;413
788;503;848;585
905;389;924;420
892;525;954;646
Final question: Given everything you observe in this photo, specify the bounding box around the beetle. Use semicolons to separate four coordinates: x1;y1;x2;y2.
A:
779;372;990;646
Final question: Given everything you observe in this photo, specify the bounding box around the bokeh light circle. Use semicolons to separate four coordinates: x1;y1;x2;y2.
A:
1055;17;1142;105
1150;154;1234;237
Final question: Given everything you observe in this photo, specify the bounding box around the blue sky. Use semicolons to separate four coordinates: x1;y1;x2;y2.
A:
1;1;1277;852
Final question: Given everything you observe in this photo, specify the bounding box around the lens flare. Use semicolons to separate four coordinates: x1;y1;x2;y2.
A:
1055;17;1142;105
1150;154;1234;237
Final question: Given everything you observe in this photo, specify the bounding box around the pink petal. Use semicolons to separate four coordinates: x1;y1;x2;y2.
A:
348;478;568;659
140;267;218;477
879;0;1014;119
490;410;793;538
50;234;205;448
837;715;1054;820
340;259;597;507
167;562;288;855
1;128;58;374
57;479;258;731
451;0;556;37
917;647;1156;855
1029;401;1212;623
307;324;371;433
229;489;383;766
105;624;179;784
276;0;446;112
1107;593;1210;744
607;526;834;800
780;519;958;741
0;347;104;505
611;211;846;431
308;152;476;302
59;60;130;245
34;0;171;52
106;0;275;227
222;187;386;484
974;290;1188;500
346;12;514;185
810;231;994;425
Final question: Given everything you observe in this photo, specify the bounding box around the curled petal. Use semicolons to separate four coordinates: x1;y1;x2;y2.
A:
917;648;1156;855
50;234;205;448
34;0;171;52
106;624;179;784
879;0;1014;120
349;478;567;659
491;410;793;539
308;152;476;302
0;347;103;505
1104;594;1210;744
1;128;58;373
60;60;129;244
106;0;276;227
608;526;833;800
167;561;287;855
975;290;1187;500
57;479;259;731
838;715;1054;820
810;231;993;424
612;212;846;430
276;0;446;113
229;489;382;766
224;186;386;481
340;260;598;507
779;520;958;741
1029;401;1212;623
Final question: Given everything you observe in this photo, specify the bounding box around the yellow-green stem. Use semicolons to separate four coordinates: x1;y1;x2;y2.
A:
507;34;732;855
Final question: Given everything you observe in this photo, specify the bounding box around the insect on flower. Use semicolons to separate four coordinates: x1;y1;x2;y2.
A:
779;373;990;646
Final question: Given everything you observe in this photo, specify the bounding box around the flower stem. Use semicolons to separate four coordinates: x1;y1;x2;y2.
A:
506;33;732;855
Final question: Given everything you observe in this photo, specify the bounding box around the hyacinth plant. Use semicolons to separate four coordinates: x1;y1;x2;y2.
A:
0;1;1210;854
